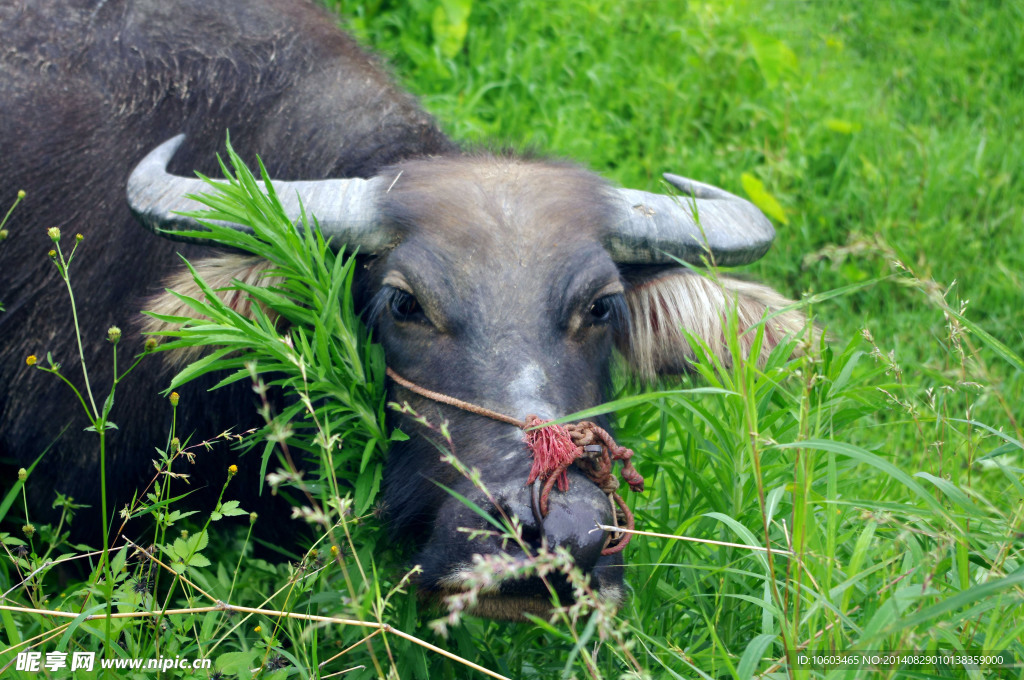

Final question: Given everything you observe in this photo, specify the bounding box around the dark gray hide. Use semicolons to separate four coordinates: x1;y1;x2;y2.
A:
0;0;804;620
0;0;451;538
0;0;449;563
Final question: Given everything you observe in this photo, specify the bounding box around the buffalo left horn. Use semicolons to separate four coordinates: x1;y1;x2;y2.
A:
127;135;395;251
604;174;776;266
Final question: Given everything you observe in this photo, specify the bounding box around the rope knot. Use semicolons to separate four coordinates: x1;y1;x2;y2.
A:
523;415;576;492
385;368;645;555
522;416;645;555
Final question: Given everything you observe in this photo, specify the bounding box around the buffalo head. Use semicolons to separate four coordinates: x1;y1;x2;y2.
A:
130;135;807;619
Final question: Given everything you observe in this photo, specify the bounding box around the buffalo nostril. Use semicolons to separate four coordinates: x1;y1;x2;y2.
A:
519;519;543;551
491;499;544;551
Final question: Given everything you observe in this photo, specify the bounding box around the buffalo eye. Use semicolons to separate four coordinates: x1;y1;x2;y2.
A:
388;287;424;323
588;294;621;324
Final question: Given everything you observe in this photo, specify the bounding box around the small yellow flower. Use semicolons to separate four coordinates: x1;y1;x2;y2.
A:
0;229;8;242
23;524;35;538
75;233;84;242
17;189;26;199
254;625;262;634
47;226;60;242
47;249;56;258
25;355;37;366
228;464;238;476
169;392;180;407
250;512;258;525
18;468;28;482
107;326;122;344
144;338;159;352
330;545;339;556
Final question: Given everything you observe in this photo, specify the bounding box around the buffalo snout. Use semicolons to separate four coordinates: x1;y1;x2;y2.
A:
498;466;614;572
416;445;623;619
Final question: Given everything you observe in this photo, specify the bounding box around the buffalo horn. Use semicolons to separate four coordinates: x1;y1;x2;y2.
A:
127;135;394;251
605;173;776;266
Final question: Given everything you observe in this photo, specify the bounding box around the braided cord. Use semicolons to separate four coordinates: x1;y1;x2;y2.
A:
386;367;644;554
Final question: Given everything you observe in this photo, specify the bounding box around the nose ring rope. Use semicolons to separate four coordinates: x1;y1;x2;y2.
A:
386;367;645;555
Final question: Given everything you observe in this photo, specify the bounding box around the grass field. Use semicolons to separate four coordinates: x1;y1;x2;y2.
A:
2;0;1022;678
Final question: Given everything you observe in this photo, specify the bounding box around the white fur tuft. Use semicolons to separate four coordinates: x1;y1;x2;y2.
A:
144;255;280;366
620;269;815;379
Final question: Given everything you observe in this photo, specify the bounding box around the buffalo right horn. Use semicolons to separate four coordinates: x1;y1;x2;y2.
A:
604;173;776;267
127;135;396;252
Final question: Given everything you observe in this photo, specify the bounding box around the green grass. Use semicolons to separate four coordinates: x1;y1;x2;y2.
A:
3;0;1023;678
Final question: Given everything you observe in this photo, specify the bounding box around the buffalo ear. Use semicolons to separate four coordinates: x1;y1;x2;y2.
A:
617;267;814;379
144;255;280;366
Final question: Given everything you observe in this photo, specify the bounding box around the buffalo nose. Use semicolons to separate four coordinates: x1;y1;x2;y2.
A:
509;468;614;572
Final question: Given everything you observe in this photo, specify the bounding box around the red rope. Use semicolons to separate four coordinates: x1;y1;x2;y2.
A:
386;368;644;555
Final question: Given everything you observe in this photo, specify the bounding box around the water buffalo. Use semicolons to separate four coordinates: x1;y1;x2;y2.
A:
0;0;809;619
